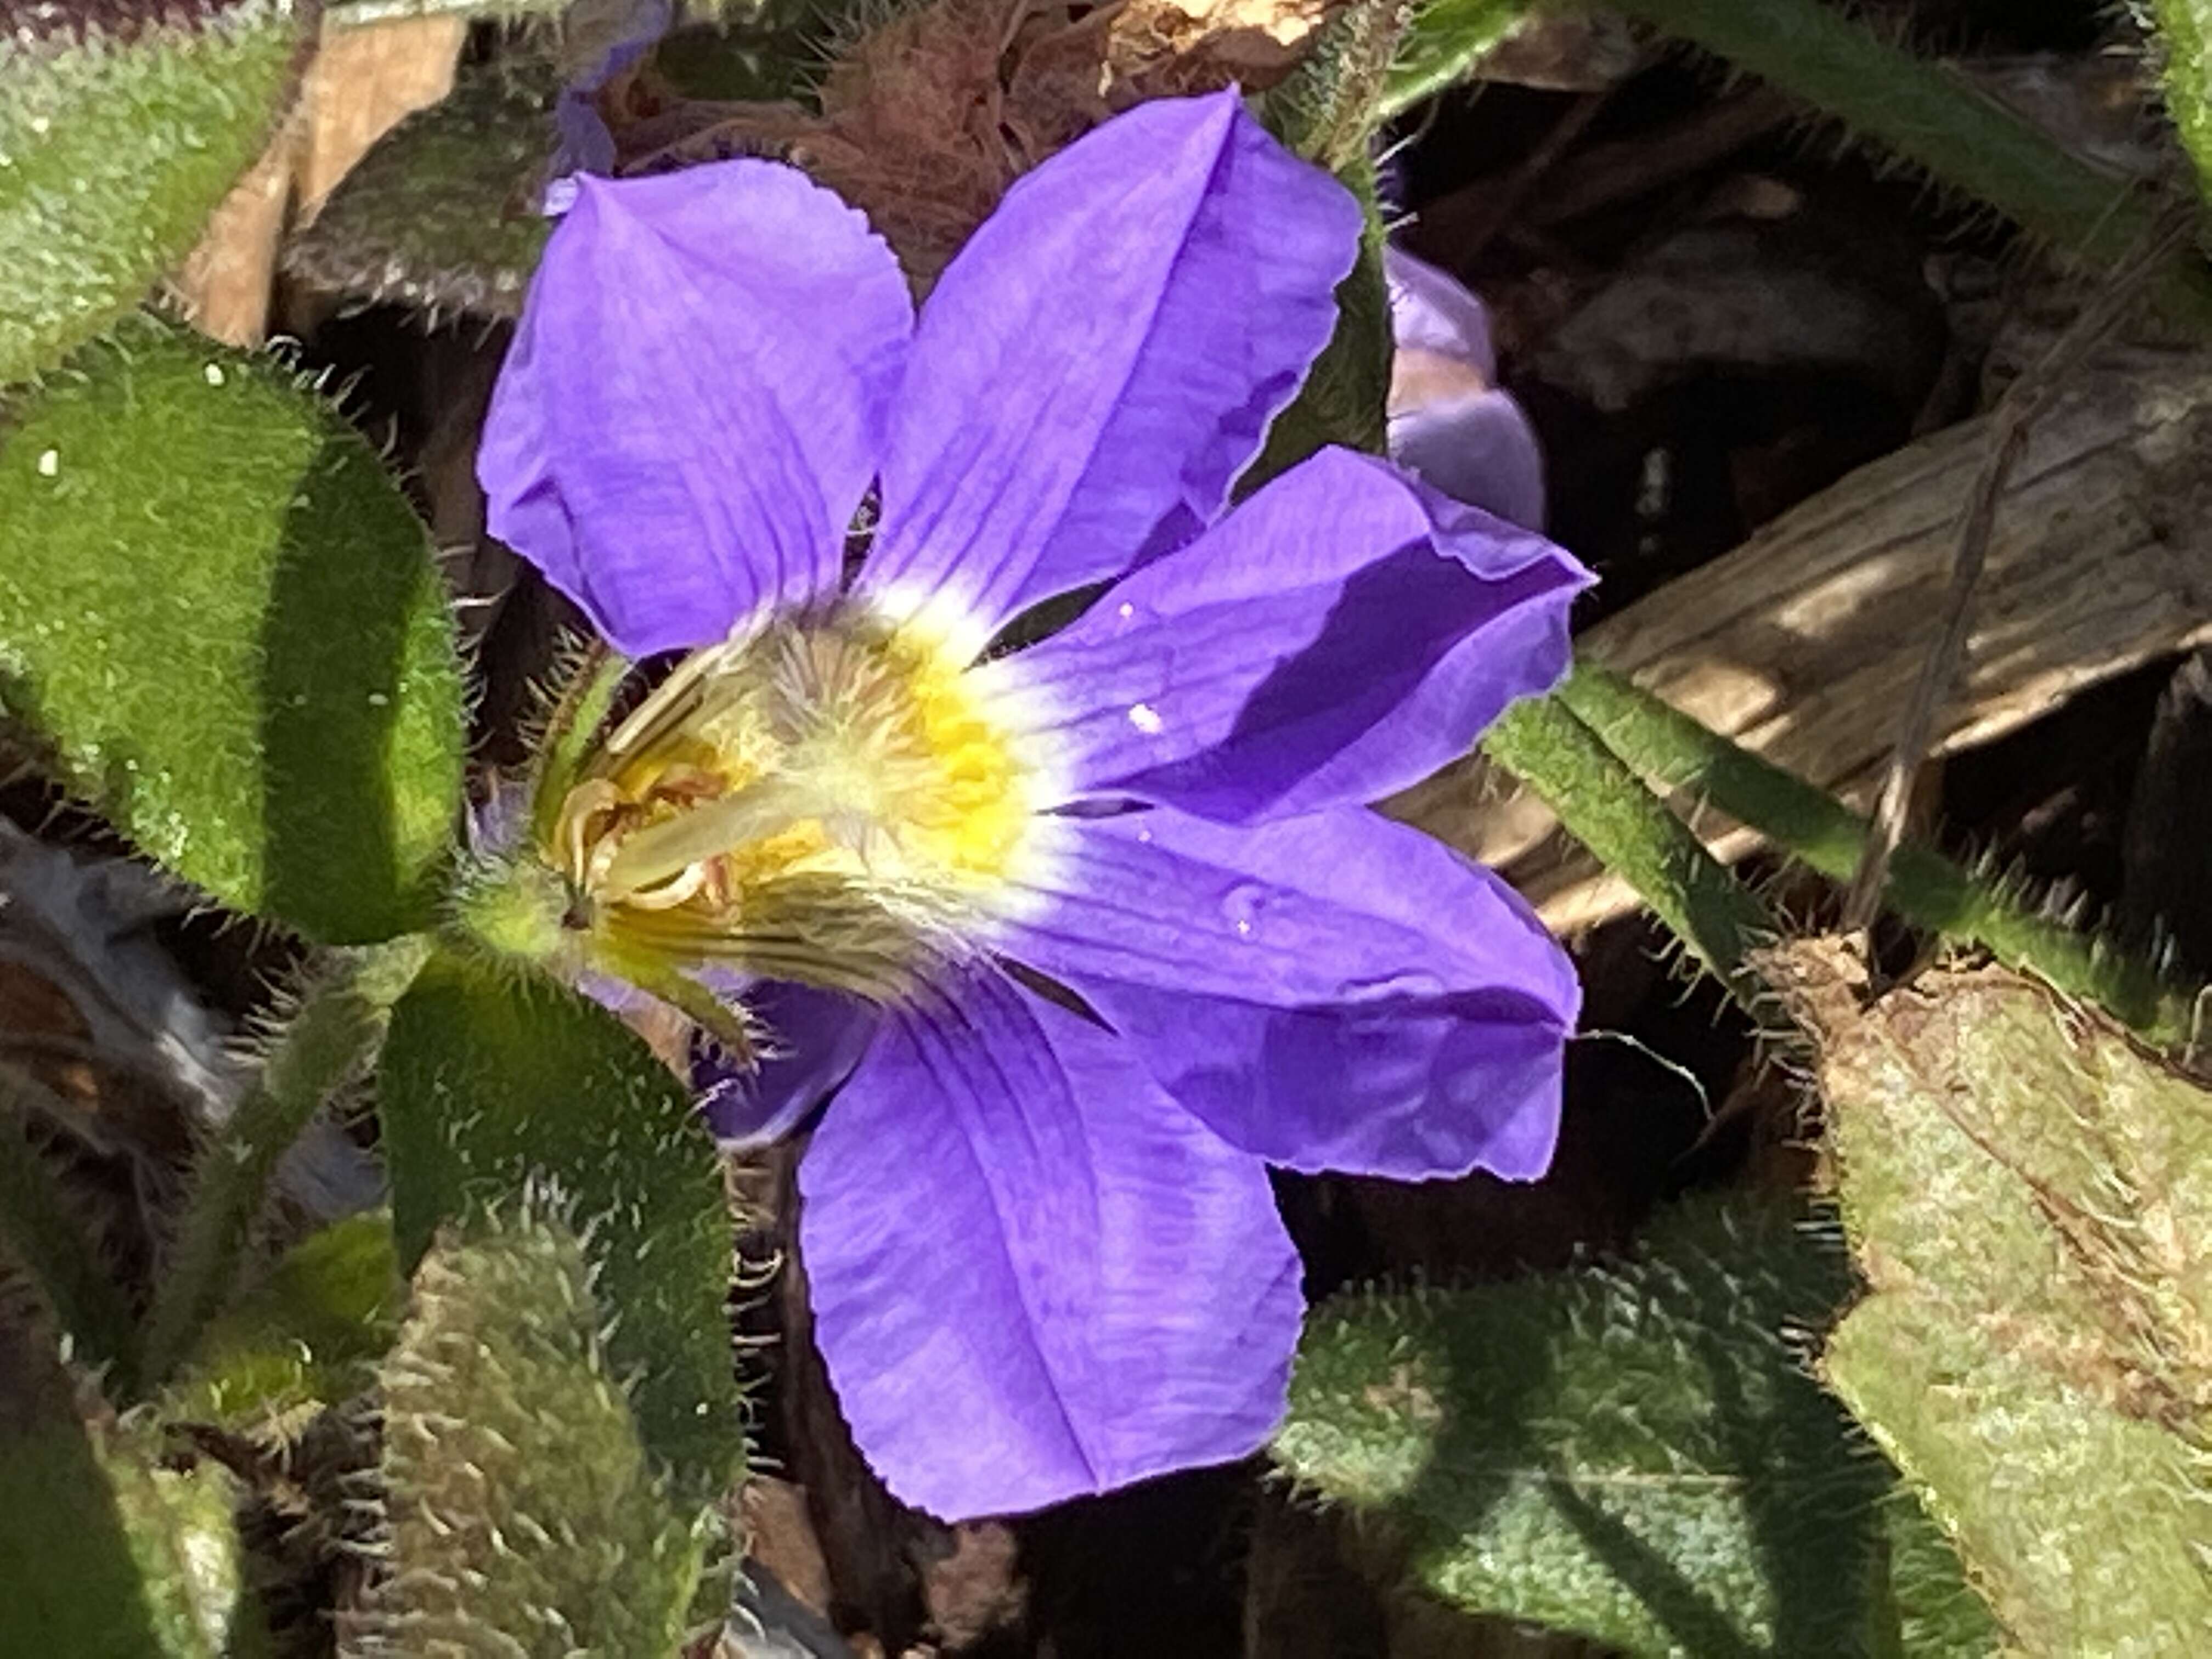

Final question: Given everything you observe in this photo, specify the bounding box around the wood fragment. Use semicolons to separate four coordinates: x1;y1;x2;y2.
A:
1393;338;2212;934
172;14;466;347
1844;202;2200;927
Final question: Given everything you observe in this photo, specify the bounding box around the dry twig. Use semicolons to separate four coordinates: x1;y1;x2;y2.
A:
1842;200;2204;929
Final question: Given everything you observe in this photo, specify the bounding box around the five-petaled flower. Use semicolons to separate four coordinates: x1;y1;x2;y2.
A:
477;88;1593;1521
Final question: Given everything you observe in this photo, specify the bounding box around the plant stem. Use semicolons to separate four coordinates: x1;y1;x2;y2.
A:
1383;0;1530;122
140;936;432;1388
1556;663;2201;1046
1606;0;2212;329
1482;693;1779;1012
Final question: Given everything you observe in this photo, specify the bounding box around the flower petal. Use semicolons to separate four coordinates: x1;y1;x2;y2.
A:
479;163;912;656
548;0;672;186
1386;245;1498;379
998;806;1577;1180
696;979;879;1147
799;964;1301;1519
1390;386;1548;532
979;447;1590;821
1386;247;1546;529
861;91;1361;634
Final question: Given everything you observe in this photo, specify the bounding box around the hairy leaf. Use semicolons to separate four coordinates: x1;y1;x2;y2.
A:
1274;1196;1912;1656
1774;938;2212;1654
0;316;466;944
0;0;305;386
284;67;554;320
1386;0;1528;119
2152;1;2212;206
348;1205;714;1657
168;1210;400;1431
0;1330;265;1656
375;950;741;1500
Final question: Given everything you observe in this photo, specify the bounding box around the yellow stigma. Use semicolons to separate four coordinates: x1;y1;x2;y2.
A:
544;606;1041;999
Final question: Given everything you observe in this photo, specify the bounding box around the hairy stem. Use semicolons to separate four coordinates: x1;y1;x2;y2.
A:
1482;693;1779;1011
141;936;432;1387
1556;663;2200;1046
1383;0;1529;122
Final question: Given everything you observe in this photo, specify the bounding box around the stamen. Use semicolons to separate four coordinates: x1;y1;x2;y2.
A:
596;777;807;900
546;606;1040;1002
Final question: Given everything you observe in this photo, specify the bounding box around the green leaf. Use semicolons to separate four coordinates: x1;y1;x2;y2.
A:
375;950;742;1501
1482;690;1781;1014
1775;938;2212;1654
0;1331;266;1657
0;316;467;945
2151;1;2212;207
283;67;554;321
0;0;306;387
351;1204;715;1657
168;1211;401;1432
1273;1196;1899;1656
1558;663;2200;1046
1880;1488;2002;1658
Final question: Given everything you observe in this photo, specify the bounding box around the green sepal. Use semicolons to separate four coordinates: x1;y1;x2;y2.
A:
1240;1;1401;487
0;0;307;387
375;949;742;1502
349;1203;718;1656
1273;1195;1912;1656
166;1211;401;1435
1776;938;2212;1654
283;67;555;320
0;315;467;945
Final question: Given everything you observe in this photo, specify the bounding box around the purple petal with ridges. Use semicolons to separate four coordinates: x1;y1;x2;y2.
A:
980;447;1589;821
697;979;878;1147
860;91;1361;631
478;163;912;655
998;806;1577;1180
799;964;1301;1520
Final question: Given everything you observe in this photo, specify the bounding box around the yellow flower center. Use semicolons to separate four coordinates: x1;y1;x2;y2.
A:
546;606;1040;998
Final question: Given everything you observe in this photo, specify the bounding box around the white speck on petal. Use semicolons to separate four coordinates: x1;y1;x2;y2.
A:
1117;602;1134;620
1234;919;1252;936
35;449;57;477
1127;702;1164;735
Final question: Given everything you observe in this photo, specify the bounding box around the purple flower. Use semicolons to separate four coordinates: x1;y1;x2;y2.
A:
1385;246;1549;532
478;90;1592;1520
545;0;670;213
